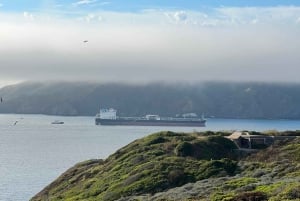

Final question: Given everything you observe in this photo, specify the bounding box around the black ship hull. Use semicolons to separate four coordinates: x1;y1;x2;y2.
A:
95;118;206;127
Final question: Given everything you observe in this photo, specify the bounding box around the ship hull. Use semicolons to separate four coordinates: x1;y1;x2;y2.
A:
95;118;206;127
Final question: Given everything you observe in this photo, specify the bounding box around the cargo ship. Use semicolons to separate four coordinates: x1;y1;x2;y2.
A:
95;108;206;127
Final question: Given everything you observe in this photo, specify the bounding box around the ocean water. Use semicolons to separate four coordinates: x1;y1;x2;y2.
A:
0;114;300;201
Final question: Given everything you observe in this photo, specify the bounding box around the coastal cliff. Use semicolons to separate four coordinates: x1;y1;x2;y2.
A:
31;131;300;201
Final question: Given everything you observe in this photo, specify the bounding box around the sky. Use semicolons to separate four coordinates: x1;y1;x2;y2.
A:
1;1;300;87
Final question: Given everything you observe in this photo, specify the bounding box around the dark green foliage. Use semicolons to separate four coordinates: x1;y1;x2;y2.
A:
285;184;300;199
263;130;300;136
167;169;186;186
127;137;300;201
3;81;300;119
146;136;168;145
220;159;238;175
196;130;232;137
207;136;237;150
175;142;194;157
174;135;238;160
231;191;268;201
191;136;238;160
278;130;300;136
248;137;300;163
199;130;215;136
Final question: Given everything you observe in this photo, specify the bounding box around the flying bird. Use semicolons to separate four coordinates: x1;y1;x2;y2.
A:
83;40;88;43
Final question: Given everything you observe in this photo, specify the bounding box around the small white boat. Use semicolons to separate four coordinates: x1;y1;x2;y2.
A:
51;120;64;124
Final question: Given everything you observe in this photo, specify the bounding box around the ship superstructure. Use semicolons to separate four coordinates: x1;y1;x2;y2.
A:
95;108;206;127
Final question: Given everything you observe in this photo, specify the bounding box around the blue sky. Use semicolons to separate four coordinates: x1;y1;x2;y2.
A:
0;0;300;87
1;0;300;13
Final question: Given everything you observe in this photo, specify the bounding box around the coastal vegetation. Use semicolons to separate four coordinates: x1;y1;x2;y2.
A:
2;81;300;119
31;131;300;201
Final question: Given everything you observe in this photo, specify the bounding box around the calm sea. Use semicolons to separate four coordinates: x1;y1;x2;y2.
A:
0;114;300;201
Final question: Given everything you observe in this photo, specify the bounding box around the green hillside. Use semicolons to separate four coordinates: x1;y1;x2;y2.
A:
31;132;238;201
30;131;300;201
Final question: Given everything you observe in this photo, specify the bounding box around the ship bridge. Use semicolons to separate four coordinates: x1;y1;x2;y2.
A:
99;108;117;120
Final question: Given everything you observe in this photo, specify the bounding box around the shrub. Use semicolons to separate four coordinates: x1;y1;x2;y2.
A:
175;142;194;157
252;169;266;178
285;184;300;199
146;136;168;145
168;169;186;186
225;177;258;189
231;191;268;201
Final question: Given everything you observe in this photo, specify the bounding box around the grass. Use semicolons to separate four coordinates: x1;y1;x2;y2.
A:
31;131;239;201
31;131;300;201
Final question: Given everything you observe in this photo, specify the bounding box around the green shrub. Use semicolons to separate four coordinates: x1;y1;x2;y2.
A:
231;191;268;201
146;136;168;145
175;142;194;157
167;169;186;186
225;177;258;189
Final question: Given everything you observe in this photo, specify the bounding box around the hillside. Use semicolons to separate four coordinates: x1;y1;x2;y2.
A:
130;135;300;201
31;131;300;201
31;131;238;201
2;81;300;119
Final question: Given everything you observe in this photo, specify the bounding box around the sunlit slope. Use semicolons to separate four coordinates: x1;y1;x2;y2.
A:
31;131;238;201
125;136;300;201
